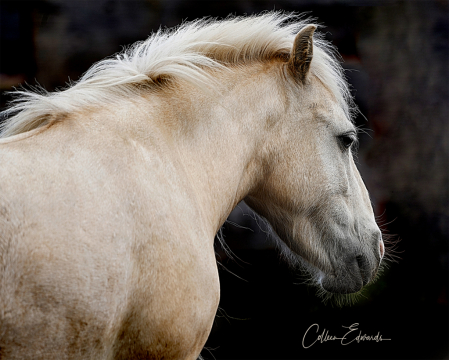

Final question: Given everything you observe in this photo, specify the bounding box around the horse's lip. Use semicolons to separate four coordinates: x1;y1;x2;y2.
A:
320;273;364;294
356;255;371;286
316;256;369;294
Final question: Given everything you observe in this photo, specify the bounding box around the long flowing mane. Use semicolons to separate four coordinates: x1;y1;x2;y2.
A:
0;12;355;138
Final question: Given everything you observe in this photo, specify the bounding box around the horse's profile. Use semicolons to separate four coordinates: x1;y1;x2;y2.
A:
0;12;384;359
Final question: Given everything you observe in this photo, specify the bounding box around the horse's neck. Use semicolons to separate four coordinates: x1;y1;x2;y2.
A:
155;64;283;236
92;63;282;238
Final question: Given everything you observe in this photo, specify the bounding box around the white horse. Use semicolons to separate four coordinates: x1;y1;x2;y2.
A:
0;13;384;359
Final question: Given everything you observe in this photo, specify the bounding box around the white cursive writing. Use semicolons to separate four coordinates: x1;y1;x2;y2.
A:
302;323;391;348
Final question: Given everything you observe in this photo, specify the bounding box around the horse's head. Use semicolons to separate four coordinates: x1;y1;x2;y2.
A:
246;25;384;295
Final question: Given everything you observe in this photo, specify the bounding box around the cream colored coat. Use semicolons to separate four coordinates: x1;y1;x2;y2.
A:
0;14;383;359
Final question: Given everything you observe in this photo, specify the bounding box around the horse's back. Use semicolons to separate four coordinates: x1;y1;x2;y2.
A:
0;121;219;359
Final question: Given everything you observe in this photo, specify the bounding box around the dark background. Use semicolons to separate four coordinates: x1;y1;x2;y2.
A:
0;0;447;359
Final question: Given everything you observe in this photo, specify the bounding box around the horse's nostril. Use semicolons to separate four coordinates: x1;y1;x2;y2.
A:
356;255;364;266
380;239;385;258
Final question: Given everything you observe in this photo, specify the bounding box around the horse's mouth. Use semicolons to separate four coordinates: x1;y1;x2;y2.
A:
315;255;378;294
320;272;364;294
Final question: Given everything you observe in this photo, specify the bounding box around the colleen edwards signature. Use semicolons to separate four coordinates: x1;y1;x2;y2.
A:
302;323;391;348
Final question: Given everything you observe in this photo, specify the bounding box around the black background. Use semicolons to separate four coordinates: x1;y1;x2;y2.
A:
1;1;447;359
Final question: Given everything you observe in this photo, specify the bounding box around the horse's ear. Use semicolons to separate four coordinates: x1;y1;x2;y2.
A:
288;25;317;82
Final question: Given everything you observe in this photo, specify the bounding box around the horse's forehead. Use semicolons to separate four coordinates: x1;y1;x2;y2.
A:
308;79;342;110
297;87;350;129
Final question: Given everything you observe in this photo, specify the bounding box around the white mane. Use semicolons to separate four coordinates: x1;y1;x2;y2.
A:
0;12;355;138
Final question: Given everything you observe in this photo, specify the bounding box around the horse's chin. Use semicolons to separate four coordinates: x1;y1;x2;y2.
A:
319;273;364;294
303;259;366;295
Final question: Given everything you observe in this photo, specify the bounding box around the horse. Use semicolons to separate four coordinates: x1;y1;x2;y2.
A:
0;12;384;360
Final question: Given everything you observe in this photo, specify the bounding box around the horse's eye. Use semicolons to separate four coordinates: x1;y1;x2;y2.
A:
338;132;356;150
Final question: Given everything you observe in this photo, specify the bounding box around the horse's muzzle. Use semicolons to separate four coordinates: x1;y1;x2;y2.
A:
321;248;380;294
